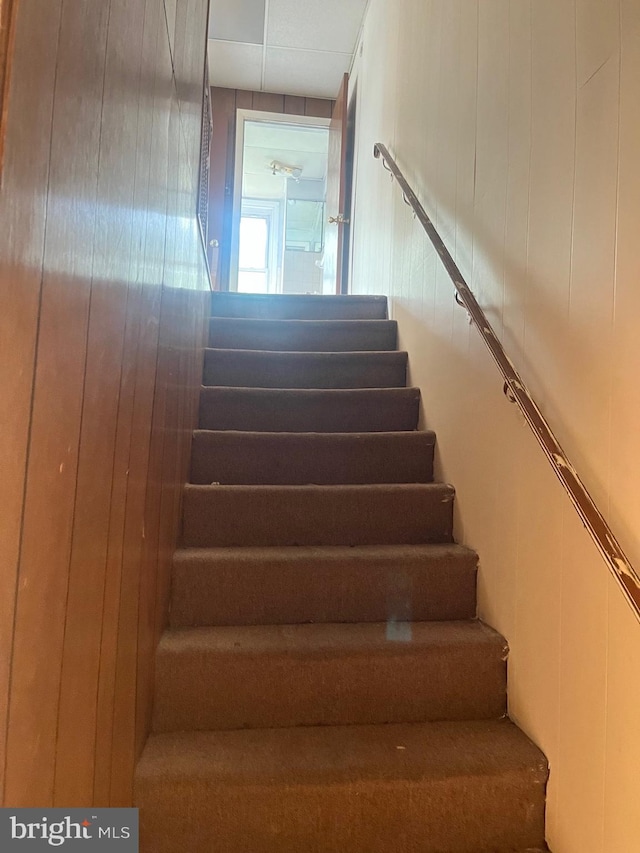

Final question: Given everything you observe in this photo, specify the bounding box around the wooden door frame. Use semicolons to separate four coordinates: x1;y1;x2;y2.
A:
340;80;357;294
323;73;349;295
229;109;330;293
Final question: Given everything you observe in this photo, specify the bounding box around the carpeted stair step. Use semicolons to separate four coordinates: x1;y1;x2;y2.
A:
211;291;389;320
135;719;548;853
152;621;507;733
209;317;398;352
182;483;454;548
170;544;478;628
190;430;436;485
203;348;407;389
198;386;421;432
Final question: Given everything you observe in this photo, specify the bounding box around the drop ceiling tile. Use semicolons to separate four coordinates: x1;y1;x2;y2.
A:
267;0;368;53
264;47;350;99
209;39;263;91
209;0;266;44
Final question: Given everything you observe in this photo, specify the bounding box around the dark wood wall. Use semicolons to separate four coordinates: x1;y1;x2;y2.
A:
208;88;334;289
0;0;210;807
0;0;19;169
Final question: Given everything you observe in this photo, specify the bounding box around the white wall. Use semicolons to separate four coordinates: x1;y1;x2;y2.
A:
282;250;323;294
350;2;640;851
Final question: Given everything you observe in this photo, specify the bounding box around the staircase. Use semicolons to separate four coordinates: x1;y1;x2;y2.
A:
135;292;548;853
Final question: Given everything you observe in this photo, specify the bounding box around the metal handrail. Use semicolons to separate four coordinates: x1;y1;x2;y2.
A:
374;142;640;622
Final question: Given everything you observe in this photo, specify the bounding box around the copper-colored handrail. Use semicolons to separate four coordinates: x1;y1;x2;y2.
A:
374;142;640;622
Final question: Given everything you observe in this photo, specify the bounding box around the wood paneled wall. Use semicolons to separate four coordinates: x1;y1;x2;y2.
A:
208;87;334;289
0;0;19;170
0;0;210;807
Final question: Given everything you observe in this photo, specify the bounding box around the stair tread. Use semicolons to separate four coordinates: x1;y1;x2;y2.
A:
184;482;453;494
191;428;435;440
159;619;506;656
205;347;407;357
173;542;476;563
209;317;393;325
200;385;420;395
137;719;547;786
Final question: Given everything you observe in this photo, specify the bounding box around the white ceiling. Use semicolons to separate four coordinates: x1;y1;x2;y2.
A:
242;121;329;199
208;0;369;99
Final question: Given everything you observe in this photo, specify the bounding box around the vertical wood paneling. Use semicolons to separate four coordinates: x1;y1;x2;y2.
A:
53;0;146;806
608;1;640;584
284;94;306;115
132;24;174;743
163;0;177;63
525;0;576;412
0;0;19;171
253;91;284;112
5;0;111;806
0;0;63;806
306;97;333;118
93;0;162;805
0;0;210;808
565;47;619;508
503;0;531;359
473;1;508;323
235;89;253;110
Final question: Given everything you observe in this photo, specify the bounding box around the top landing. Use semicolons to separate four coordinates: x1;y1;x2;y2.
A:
211;292;388;321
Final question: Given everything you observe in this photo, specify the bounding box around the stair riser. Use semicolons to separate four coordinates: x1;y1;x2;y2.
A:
211;292;388;320
209;318;398;351
190;432;435;485
182;485;454;548
203;349;408;389
203;349;407;388
198;387;421;432
135;721;547;853
137;774;546;853
170;550;478;627
152;639;506;732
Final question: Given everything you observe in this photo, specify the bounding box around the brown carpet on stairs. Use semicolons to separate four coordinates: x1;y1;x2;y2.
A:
209;317;399;351
203;348;408;389
198;386;422;432
135;720;547;853
152;621;507;732
190;430;436;485
182;483;455;547
209;291;389;320
169;543;479;627
134;290;548;853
